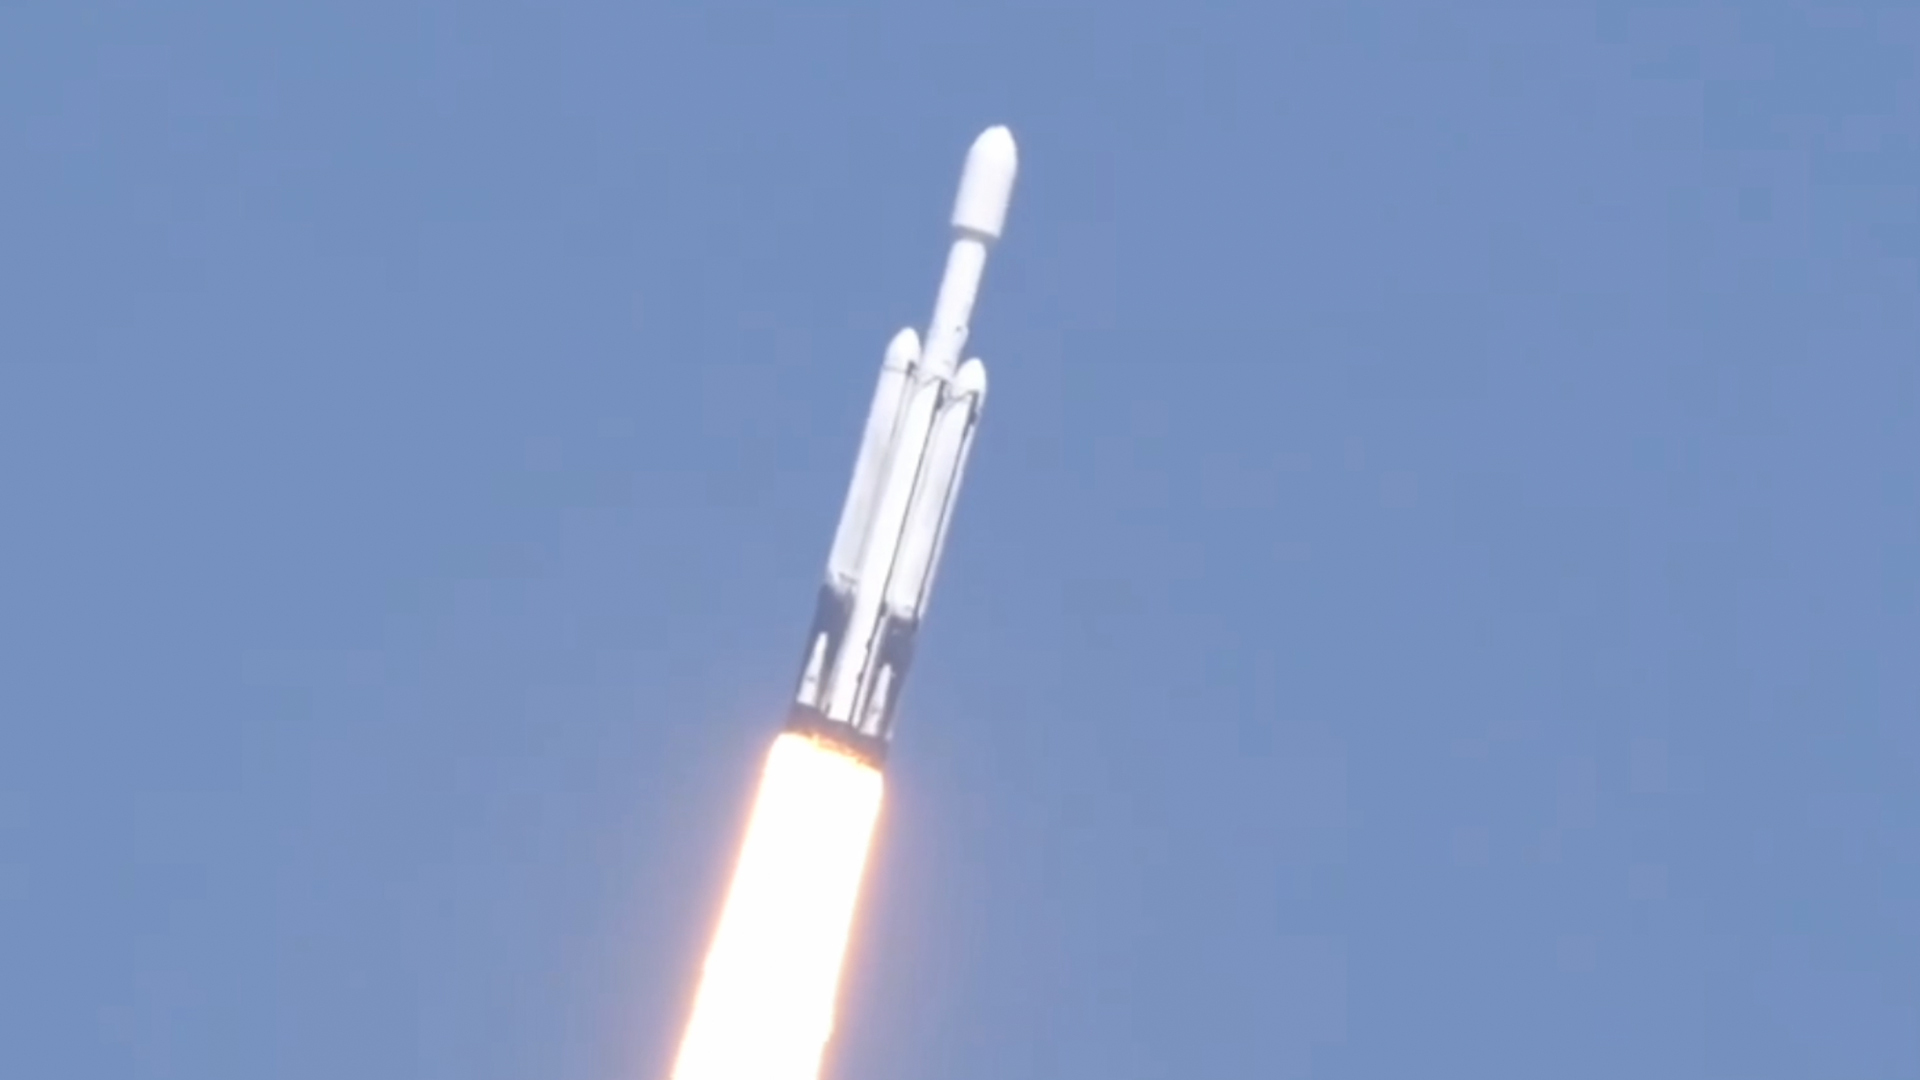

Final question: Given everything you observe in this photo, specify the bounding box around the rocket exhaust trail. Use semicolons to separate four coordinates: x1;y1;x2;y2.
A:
668;733;882;1080
668;126;1016;1080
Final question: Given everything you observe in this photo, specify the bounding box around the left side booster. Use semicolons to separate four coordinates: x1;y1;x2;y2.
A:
784;126;1019;765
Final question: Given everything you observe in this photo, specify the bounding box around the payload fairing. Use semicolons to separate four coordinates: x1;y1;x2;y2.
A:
785;126;1018;764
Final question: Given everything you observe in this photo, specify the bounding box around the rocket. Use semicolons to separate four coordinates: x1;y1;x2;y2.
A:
670;129;1018;1080
784;125;1019;765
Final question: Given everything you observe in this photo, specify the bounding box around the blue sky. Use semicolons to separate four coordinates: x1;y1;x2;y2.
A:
2;1;1915;1077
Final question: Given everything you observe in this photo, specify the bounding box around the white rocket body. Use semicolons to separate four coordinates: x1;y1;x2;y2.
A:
788;126;1018;761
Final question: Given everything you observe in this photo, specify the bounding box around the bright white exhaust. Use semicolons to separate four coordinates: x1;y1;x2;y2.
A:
668;733;884;1080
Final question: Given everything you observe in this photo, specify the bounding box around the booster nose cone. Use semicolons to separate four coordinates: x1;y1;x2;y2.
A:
950;125;1018;241
884;327;921;369
953;357;988;398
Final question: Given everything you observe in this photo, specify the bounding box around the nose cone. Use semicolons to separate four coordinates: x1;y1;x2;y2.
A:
950;125;1018;241
883;327;921;370
953;357;988;400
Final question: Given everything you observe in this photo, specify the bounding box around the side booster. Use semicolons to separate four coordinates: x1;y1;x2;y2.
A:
785;126;1019;764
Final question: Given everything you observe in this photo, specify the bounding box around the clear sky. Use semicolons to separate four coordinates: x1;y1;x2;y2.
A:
3;1;1915;1077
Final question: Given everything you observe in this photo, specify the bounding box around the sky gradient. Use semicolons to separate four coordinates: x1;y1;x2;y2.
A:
3;1;1916;1077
